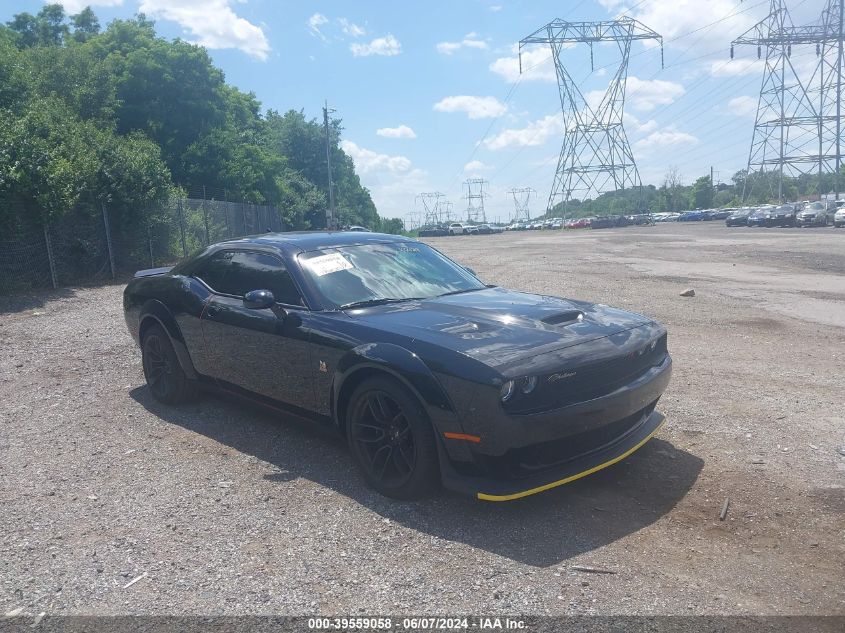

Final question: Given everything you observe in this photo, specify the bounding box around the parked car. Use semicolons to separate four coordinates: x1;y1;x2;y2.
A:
710;209;733;220
725;208;752;227
654;212;680;222
765;204;797;227
746;207;770;227
474;224;494;235
124;231;672;501
834;204;845;228
346;225;370;232
678;211;703;222
448;222;470;235
795;201;832;227
418;224;448;237
591;215;625;230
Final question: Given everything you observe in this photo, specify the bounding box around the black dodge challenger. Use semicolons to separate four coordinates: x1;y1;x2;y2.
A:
124;232;672;501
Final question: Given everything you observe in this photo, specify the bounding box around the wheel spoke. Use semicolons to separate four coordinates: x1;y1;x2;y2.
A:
367;392;391;423
352;422;386;443
372;444;393;481
393;442;413;474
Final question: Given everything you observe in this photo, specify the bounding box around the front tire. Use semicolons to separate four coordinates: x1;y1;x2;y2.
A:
141;324;197;404
346;377;440;500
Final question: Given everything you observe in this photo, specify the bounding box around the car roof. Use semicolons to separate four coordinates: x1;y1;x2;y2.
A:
213;230;414;255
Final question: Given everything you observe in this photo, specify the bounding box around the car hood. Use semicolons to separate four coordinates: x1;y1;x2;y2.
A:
345;287;653;371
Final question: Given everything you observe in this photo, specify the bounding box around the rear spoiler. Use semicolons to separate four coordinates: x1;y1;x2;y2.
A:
133;266;173;278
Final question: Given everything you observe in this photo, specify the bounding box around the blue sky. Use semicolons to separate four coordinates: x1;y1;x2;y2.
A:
4;1;826;223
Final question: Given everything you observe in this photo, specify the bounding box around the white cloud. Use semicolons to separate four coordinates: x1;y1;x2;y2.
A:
307;12;328;40
139;1;270;60
727;95;758;118
55;0;123;13
599;0;767;77
490;44;556;83
338;17;365;38
372;168;430;222
350;34;401;57
433;95;507;119
376;125;417;139
484;113;564;150
709;58;763;77
489;4;503;11
625;77;685;111
340;140;411;174
464;160;492;175
436;34;489;55
633;128;698;154
624;112;659;135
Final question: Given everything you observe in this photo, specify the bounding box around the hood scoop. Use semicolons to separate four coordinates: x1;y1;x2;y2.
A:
541;310;584;326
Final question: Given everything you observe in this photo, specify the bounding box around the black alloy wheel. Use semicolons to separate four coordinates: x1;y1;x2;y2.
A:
141;324;196;404
347;377;439;499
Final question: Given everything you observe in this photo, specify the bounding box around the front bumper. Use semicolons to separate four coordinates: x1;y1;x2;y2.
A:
436;354;672;500
440;409;665;501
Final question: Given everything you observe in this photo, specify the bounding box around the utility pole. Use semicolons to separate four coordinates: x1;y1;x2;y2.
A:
520;17;663;214
323;101;336;230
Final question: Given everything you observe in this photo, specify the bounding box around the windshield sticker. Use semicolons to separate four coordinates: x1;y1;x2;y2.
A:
306;253;354;276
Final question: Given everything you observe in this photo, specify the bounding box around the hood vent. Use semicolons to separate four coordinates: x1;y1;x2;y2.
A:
541;310;584;326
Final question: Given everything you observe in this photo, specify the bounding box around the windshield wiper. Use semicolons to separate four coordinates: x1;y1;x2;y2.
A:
339;297;425;310
437;287;486;298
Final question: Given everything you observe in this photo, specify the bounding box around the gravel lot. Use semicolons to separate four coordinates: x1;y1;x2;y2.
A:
1;222;843;617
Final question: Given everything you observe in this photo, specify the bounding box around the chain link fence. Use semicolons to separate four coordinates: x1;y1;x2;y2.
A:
0;195;288;295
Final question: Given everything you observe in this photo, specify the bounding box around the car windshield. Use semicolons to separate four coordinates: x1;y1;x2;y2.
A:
298;242;486;309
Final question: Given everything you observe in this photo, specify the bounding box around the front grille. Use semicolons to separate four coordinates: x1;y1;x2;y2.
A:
476;401;658;479
504;333;667;415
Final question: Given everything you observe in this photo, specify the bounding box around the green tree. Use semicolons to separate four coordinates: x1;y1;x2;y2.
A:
70;7;99;42
690;175;714;209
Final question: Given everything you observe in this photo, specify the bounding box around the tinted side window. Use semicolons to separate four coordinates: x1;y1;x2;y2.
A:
194;250;234;291
218;251;303;306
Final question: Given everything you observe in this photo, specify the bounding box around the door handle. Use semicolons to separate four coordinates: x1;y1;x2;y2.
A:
205;305;219;317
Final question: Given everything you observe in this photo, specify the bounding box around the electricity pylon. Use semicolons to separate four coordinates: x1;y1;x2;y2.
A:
439;201;455;223
732;0;844;201
507;187;535;222
463;178;488;223
520;18;663;215
416;192;445;226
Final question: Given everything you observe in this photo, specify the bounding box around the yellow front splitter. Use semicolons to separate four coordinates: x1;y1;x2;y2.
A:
476;415;665;502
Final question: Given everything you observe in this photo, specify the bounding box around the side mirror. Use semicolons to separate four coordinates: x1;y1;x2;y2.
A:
243;289;275;309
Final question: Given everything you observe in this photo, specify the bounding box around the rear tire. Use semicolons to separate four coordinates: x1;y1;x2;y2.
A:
141;324;197;405
346;377;440;500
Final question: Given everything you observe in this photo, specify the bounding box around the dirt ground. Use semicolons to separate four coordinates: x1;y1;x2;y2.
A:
1;222;843;617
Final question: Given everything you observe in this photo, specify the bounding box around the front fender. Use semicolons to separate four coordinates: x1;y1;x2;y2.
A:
333;342;455;416
139;299;199;380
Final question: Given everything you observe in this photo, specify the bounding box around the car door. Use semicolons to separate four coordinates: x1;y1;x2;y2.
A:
199;249;315;412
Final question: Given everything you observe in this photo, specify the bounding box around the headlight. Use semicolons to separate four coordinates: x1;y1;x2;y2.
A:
500;376;537;402
520;376;537;394
500;380;515;402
